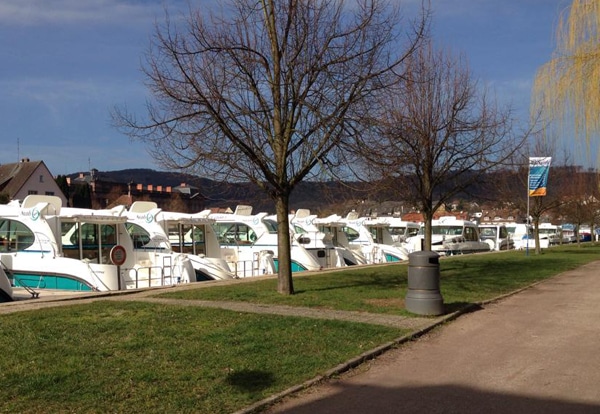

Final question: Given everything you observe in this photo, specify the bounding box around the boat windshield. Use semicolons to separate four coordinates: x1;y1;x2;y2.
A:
343;226;360;242
213;222;259;245
388;227;407;236
480;227;497;237
293;225;307;235
431;226;463;236
0;219;35;252
390;226;420;238
263;219;278;234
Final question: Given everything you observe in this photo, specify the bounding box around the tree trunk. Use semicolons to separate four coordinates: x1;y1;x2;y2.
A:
533;217;541;255
275;195;294;295
423;210;434;251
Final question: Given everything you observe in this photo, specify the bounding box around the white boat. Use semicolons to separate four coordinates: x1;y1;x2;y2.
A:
478;224;514;251
209;205;320;277
312;214;368;265
406;216;490;255
0;265;13;302
125;201;235;281
60;204;200;289
288;209;360;268
340;212;410;264
0;195;122;291
379;217;420;245
506;223;550;250
538;223;563;245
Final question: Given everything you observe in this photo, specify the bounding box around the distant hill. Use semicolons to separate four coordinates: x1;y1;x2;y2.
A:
68;165;554;215
67;168;363;213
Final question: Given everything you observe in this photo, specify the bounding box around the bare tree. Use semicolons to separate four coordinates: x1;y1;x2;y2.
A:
560;168;600;245
114;0;428;294
165;192;188;213
360;41;528;251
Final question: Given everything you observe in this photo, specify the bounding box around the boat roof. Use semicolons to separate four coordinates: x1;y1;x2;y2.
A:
60;207;128;224
159;211;214;224
432;216;477;226
313;214;345;226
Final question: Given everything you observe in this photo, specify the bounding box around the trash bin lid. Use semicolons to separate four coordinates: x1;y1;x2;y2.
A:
408;250;440;266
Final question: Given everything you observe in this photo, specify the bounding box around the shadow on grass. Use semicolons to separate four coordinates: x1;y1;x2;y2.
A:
225;369;276;393
443;302;483;315
293;272;407;295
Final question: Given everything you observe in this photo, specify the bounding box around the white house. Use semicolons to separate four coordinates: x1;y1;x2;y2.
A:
0;159;67;205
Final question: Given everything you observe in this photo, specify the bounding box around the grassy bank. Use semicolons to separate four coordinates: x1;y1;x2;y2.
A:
1;303;400;413
1;244;598;413
159;244;600;315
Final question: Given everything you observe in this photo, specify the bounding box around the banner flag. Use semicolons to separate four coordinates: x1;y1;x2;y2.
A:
528;157;552;196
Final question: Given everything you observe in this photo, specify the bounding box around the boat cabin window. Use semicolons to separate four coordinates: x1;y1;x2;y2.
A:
318;225;341;246
499;227;508;239
430;225;463;236
61;222;118;263
213;222;258;245
463;226;478;241
125;223;169;251
342;226;360;242
167;223;206;255
0;219;35;252
368;227;384;244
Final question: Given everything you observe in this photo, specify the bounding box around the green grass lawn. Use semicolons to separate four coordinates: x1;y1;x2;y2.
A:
1;302;401;413
158;244;600;316
1;243;598;413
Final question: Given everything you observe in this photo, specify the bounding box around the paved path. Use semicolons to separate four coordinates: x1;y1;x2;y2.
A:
118;296;443;330
263;261;600;414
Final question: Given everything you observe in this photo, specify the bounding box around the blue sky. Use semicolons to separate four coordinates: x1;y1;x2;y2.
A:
0;0;570;175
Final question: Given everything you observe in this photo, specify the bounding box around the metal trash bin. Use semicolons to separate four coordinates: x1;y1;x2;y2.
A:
405;251;444;316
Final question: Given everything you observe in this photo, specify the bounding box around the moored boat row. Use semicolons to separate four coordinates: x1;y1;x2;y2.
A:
5;197;565;296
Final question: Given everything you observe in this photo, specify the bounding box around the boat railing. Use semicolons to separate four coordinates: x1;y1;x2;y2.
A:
228;259;257;278
33;232;59;258
0;261;40;298
226;252;266;278
127;265;179;289
362;245;383;265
